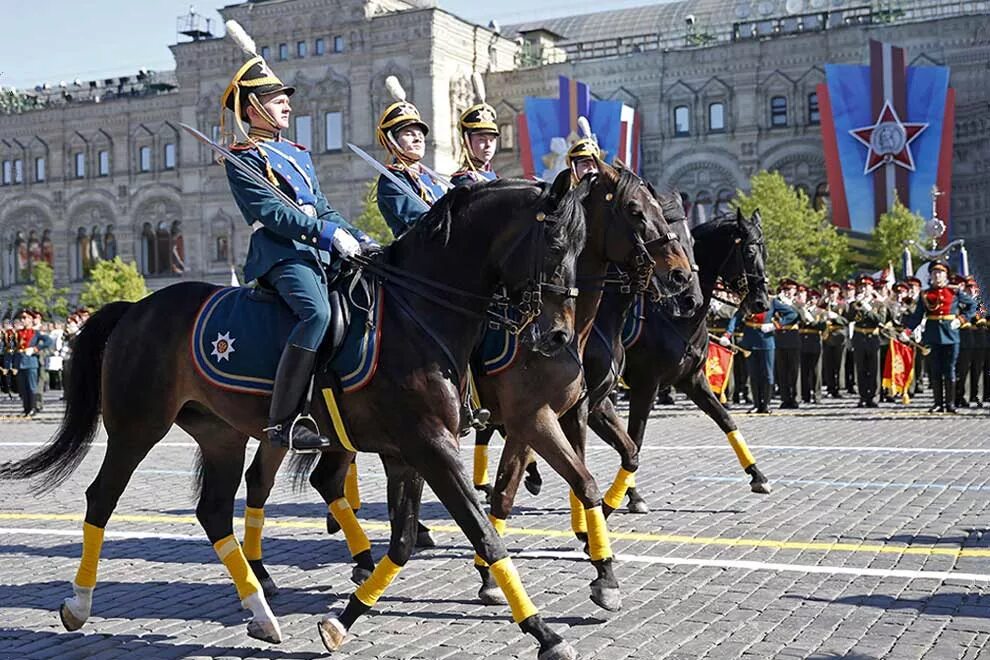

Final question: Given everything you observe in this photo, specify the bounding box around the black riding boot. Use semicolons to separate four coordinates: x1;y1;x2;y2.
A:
267;344;331;451
928;374;944;413
945;380;957;414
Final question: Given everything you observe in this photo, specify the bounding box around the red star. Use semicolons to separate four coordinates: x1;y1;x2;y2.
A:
849;100;927;174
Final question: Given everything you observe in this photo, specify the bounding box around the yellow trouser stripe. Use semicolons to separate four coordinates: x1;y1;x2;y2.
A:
473;444;490;487
585;506;613;561
74;522;105;589
330;498;371;556
489;557;539;623
475;515;507;567
354;555;402;607
345;462;361;510
603;468;637;510
242;506;264;561
727;430;755;468
213;534;262;601
321;387;357;452
468;368;482;409
569;491;587;535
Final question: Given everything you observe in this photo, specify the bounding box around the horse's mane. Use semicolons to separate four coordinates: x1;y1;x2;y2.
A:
691;215;737;242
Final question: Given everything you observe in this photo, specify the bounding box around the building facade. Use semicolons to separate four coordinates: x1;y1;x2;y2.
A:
1;0;987;304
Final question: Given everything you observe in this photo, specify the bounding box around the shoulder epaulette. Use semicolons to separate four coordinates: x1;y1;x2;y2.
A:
229;142;256;152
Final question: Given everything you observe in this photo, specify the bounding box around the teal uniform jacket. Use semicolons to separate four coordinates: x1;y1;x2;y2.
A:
225;137;369;283
903;286;977;345
377;164;446;238
450;167;497;188
14;331;53;371
726;299;799;351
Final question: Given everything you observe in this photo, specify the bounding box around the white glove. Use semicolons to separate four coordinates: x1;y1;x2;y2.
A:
331;228;361;258
718;336;731;347
760;323;774;333
898;330;911;343
300;204;317;218
912;325;923;343
23;347;36;356
827;311;839;320
950;317;961;330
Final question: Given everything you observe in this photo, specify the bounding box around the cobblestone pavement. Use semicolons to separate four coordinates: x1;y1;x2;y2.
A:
1;390;989;659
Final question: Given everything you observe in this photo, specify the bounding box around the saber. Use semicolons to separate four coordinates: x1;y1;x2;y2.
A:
347;143;431;214
180;123;304;213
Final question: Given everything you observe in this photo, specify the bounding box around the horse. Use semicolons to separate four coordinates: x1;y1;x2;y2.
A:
0;178;592;660
237;165;695;618
588;209;773;515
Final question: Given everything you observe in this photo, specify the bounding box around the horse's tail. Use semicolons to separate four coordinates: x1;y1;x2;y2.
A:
287;452;320;494
0;301;133;491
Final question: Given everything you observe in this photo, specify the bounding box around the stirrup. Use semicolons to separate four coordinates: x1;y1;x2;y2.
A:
264;413;328;453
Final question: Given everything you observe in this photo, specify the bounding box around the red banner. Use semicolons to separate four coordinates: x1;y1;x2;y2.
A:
706;341;734;400
882;339;916;402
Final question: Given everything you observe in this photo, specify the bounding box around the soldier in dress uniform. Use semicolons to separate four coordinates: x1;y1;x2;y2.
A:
0;315;14;399
14;309;53;417
905;276;925;395
707;281;737;404
959;277;983;407
798;286;825;404
566;122;602;185
820;281;848;398
375;77;446;237
844;275;888;408
953;275;978;408
725;294;798;414
978;300;989;405
842;280;858;394
450;74;499;188
774;279;801;409
903;262;976;413
221;20;376;450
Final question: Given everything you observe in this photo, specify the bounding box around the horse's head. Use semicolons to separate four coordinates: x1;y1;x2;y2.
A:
576;165;693;298
722;208;770;314
652;190;703;318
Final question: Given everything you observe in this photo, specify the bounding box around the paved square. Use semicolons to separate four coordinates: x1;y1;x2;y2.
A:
1;394;988;659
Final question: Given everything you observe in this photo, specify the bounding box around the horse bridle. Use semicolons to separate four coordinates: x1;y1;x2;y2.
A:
717;221;766;304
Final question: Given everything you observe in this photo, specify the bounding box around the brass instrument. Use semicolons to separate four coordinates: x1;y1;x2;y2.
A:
879;322;931;356
707;333;752;358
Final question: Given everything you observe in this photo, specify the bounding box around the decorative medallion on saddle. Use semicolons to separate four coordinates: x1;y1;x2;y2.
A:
191;284;384;396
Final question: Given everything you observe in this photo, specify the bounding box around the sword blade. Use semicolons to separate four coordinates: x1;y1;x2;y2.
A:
346;143;432;214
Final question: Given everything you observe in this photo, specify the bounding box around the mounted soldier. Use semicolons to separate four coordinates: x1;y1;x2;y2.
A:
566;119;601;185
221;20;376;451
375;77;446;237
451;73;499;188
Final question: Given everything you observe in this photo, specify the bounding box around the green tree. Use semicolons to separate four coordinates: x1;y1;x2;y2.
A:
79;257;149;309
19;262;70;318
350;181;393;245
734;170;852;285
871;196;925;270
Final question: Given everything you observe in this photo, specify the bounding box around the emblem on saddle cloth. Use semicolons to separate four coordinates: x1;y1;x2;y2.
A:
211;331;236;362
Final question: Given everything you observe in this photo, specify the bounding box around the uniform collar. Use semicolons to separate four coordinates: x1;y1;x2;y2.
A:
247;126;279;142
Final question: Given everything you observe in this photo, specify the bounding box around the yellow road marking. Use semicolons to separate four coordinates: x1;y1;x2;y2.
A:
2;511;988;559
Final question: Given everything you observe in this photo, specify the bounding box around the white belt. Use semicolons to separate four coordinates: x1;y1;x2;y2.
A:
252;221;264;232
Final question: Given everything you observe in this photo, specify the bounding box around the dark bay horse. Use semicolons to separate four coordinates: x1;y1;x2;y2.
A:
239;165;695;616
0;179;590;660
588;210;773;514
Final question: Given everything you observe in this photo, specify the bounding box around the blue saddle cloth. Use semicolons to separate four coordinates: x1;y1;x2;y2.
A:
620;293;646;349
476;323;521;376
191;283;383;396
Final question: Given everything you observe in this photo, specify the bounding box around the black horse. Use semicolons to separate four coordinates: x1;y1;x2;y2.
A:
0;179;591;660
588;209;773;513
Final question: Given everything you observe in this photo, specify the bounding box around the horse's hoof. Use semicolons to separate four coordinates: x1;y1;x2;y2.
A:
475;484;493;505
351;565;373;585
58;602;86;632
259;577;279;599
627;499;650;514
415;529;437;549
326;513;341;536
589;583;622;612
750;481;772;495
246;618;283;644
478;585;507;605
318;616;349;651
538;640;579;660
524;477;542;496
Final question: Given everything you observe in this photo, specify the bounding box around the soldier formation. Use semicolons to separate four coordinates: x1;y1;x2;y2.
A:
711;267;986;413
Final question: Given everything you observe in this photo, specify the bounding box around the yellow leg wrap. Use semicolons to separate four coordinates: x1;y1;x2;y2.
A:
474;515;507;567
242;506;264;561
602;468;637;510
473;444;490;487
489;557;539;623
214;534;262;601
569;491;587;535
330;498;371;557
727;429;756;469
345;462;361;510
354;555;402;608
585;506;613;561
74;522;105;589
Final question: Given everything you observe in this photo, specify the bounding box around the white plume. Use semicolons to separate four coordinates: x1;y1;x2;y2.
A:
225;20;257;56
385;75;406;102
471;72;487;104
577;116;593;139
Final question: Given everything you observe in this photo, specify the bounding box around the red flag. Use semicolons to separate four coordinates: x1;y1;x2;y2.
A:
882;339;915;403
706;341;735;401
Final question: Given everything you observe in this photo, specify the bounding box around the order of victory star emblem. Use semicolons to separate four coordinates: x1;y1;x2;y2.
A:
211;331;236;362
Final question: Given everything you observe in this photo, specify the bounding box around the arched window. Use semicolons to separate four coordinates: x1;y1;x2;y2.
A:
89;225;104;265
14;232;27;284
807;92;820;125
170;221;185;273
674;105;690;137
714;189;734;218
813;182;830;212
708;103;725;133
40;229;53;268
73;227;87;280
104;225;117;260
692;191;713;227
26;230;40;276
216;235;229;263
141;222;155;275
770;96;788;127
155;222;171;275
